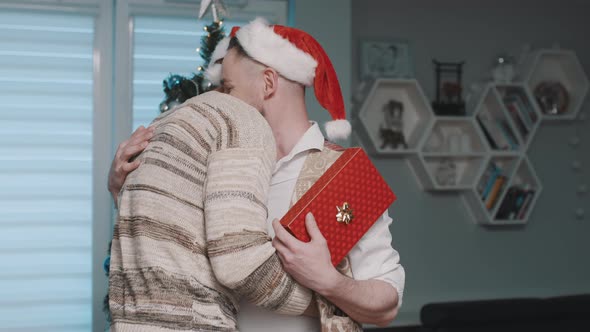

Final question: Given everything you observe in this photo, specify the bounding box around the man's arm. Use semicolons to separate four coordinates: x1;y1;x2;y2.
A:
107;113;315;315
204;147;313;316
272;213;401;326
107;125;154;207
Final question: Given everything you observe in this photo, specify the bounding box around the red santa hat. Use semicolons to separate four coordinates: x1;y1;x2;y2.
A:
206;18;350;141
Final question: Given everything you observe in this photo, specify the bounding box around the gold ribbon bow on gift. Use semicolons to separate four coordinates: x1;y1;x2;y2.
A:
336;202;353;225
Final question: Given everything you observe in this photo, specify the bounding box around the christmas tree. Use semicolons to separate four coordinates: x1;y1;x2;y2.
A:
191;20;226;94
159;2;227;113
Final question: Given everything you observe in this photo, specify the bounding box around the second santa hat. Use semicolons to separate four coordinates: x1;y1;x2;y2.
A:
206;18;351;141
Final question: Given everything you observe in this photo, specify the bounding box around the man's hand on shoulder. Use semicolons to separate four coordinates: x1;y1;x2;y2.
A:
108;125;154;207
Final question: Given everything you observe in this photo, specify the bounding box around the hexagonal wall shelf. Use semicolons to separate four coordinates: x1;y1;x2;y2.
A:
465;81;546;225
352;48;583;226
525;49;589;121
463;156;542;225
409;117;488;191
358;79;434;156
422;117;488;155
473;85;521;152
495;84;542;150
473;83;541;153
413;156;488;191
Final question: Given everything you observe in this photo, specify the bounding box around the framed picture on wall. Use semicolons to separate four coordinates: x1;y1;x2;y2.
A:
360;39;414;79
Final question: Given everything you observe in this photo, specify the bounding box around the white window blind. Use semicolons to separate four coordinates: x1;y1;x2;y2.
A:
132;16;249;130
0;9;94;332
129;0;289;128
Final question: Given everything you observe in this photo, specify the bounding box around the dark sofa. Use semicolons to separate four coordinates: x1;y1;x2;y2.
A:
419;294;590;332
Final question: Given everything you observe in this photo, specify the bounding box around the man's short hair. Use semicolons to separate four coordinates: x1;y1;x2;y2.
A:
228;36;250;59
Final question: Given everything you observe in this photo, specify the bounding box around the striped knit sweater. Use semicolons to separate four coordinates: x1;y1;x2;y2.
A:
109;91;312;332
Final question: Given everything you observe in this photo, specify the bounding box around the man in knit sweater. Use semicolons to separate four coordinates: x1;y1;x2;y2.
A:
108;91;312;331
109;19;405;331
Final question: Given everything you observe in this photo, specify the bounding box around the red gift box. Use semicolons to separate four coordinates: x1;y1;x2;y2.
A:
280;148;396;266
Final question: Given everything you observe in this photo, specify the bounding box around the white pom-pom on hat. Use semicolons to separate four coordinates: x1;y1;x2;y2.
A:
325;119;352;141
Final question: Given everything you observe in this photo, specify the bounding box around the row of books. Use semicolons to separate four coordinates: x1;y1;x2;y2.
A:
501;89;538;141
495;185;536;220
477;161;507;210
477;111;519;151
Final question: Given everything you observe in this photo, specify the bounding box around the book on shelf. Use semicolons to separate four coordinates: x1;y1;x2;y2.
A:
495;185;536;220
508;90;538;123
496;186;519;219
505;93;536;128
504;101;529;139
480;162;502;200
516;191;535;219
476;117;499;150
485;175;506;210
496;119;519;150
477;163;493;195
477;112;512;150
504;97;533;131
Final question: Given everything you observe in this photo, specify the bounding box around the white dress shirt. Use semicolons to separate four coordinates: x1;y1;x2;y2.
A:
237;123;405;332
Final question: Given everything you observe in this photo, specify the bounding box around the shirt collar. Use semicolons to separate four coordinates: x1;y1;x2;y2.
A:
275;121;324;169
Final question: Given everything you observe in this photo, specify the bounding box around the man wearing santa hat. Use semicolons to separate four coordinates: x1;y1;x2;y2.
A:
108;18;405;331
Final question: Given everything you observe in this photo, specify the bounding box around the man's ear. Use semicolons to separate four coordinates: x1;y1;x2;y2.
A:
262;67;279;99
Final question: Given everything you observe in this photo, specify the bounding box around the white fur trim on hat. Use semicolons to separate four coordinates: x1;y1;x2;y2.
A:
324;119;351;141
235;17;318;86
205;63;222;85
210;37;230;65
204;37;230;86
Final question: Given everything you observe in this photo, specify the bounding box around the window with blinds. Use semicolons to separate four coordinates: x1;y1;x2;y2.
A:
0;10;94;332
131;16;249;130
0;2;288;331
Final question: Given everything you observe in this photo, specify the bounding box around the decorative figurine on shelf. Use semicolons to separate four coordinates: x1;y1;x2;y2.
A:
424;128;444;152
435;158;457;186
491;54;516;83
432;60;466;116
379;99;408;149
534;81;570;115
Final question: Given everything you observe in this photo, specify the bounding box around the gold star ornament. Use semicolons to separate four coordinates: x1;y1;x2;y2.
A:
336;202;354;225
